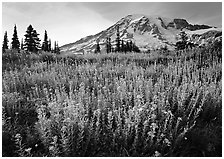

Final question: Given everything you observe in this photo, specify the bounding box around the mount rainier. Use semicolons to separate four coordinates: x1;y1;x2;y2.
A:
60;14;221;53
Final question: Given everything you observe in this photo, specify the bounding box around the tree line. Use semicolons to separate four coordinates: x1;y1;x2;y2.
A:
94;26;208;53
95;26;140;53
2;24;60;54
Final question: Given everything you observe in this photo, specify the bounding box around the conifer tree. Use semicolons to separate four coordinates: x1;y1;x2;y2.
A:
42;30;48;51
48;39;51;52
53;41;60;54
95;40;100;53
106;37;112;53
2;31;8;53
108;37;111;53
54;41;57;53
121;39;124;52
126;41;130;52
56;41;60;54
24;24;41;53
11;25;20;49
32;30;41;52
116;26;120;52
129;41;133;52
106;37;109;53
41;42;44;50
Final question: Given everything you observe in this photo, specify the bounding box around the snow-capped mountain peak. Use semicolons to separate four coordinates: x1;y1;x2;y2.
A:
60;14;220;53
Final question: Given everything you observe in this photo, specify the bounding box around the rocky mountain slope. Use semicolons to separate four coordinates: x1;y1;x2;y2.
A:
60;14;221;53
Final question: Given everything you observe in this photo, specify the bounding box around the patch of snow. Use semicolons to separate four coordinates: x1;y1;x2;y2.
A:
186;27;222;35
130;16;145;24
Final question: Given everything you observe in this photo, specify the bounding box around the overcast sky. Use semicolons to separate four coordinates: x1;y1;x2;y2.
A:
2;2;222;46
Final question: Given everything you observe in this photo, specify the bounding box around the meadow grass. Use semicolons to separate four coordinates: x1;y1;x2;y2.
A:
2;48;222;156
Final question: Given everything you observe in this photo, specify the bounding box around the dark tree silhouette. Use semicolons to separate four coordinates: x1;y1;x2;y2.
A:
129;41;133;52
56;41;60;54
48;39;51;52
125;40;140;52
54;41;57;53
53;41;60;54
106;37;111;53
2;31;9;53
11;25;20;50
115;26;120;52
32;30;41;52
24;25;41;53
41;43;44;50
42;30;49;51
121;39;124;52
126;41;130;52
106;37;109;53
95;40;101;53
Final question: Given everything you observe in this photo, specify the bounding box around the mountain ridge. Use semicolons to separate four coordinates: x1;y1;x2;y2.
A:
60;14;221;53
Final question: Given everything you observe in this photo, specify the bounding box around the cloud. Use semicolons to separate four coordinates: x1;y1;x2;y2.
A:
82;2;222;27
82;2;159;21
2;2;113;45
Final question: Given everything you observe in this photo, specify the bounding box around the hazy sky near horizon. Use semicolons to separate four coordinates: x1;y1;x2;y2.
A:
2;2;222;46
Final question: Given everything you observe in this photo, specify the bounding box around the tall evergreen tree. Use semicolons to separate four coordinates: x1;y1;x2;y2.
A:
11;25;20;49
32;30;41;52
106;37;109;53
129;41;133;52
126;41;130;52
106;37;112;53
54;41;57;53
116;26;120;52
48;39;51;52
24;25;34;52
121;39;124;52
41;42;44;50
2;31;8;53
24;25;40;53
56;41;60;54
95;40;100;53
42;30;48;51
108;37;111;53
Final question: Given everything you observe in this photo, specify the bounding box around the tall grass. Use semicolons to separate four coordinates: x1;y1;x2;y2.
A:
2;48;222;156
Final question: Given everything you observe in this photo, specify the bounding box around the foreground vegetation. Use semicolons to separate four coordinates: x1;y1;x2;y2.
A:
2;46;222;156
